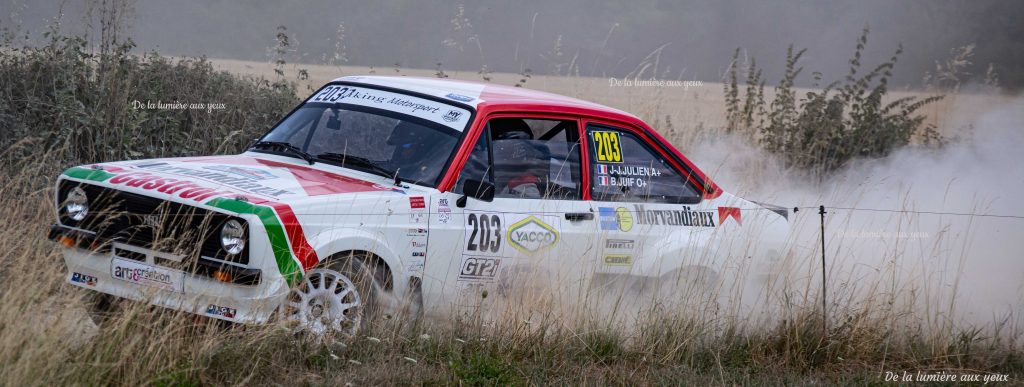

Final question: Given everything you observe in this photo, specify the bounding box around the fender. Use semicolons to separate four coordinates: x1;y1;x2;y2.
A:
648;213;784;280
307;227;408;295
641;229;722;278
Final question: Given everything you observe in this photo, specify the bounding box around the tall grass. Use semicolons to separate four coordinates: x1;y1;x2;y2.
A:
0;29;1021;385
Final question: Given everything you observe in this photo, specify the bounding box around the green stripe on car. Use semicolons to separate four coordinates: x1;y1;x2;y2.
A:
206;197;303;285
62;166;116;182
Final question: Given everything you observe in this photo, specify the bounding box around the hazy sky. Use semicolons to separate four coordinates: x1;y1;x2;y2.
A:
3;0;1020;88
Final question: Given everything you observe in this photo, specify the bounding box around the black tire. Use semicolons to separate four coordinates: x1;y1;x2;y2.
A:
283;254;387;338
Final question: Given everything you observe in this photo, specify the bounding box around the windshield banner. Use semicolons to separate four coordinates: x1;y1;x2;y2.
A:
307;85;471;131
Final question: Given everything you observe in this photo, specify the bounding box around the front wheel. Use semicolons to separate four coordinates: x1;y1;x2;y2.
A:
282;258;382;339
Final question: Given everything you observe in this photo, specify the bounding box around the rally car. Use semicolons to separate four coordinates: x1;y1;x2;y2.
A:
49;76;788;336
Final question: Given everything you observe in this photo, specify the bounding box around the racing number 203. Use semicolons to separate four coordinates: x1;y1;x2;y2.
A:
466;213;501;253
593;131;623;163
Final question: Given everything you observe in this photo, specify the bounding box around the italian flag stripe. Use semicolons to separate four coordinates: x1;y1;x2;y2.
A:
63;166;116;182
206;197;304;285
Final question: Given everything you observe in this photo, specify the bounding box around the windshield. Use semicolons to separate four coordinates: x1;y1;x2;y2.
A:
253;84;472;186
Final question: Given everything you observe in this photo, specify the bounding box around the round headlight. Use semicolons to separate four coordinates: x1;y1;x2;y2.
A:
220;219;246;255
65;187;89;221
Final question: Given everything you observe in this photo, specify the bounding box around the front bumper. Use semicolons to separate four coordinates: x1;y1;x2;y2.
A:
51;225;288;324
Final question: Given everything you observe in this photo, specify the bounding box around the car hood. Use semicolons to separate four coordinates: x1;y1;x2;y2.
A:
61;154;408;205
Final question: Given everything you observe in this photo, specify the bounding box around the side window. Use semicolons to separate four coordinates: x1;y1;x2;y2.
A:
456;118;583;200
455;129;492;194
588;125;700;203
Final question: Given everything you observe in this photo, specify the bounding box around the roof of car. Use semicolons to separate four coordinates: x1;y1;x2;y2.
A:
331;75;639;122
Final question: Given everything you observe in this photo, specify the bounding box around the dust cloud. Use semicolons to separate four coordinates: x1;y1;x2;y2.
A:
687;97;1024;331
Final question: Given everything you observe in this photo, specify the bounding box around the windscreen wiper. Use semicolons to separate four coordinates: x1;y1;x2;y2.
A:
251;141;315;165
316;153;399;184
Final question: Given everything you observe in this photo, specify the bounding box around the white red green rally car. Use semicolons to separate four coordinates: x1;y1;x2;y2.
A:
50;76;789;335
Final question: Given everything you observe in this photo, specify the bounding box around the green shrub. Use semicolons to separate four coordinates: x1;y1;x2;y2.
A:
725;28;944;177
0;32;299;183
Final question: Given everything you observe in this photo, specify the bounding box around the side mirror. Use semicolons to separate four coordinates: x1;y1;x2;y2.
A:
459;179;494;207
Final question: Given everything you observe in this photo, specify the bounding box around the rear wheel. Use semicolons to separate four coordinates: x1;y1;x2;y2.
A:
283;257;384;338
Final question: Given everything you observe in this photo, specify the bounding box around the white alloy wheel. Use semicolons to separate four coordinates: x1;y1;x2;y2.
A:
284;268;363;337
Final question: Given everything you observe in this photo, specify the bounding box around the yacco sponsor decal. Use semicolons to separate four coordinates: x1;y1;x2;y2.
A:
603;254;633;266
718;207;742;225
605;239;635;250
207;197;317;284
507;216;558;255
633;205;716;227
598;207;634;232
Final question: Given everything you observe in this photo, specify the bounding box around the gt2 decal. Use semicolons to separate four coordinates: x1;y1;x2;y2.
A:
592;131;623;163
466;213;501;253
458;257;501;282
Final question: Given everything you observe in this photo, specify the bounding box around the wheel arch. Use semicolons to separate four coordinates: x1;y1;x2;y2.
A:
307;227;405;295
641;231;723;278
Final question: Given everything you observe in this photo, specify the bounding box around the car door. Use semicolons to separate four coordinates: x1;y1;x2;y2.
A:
423;115;597;314
584;121;716;285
